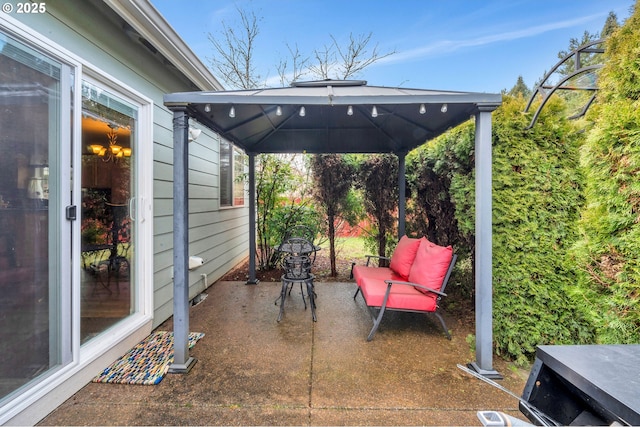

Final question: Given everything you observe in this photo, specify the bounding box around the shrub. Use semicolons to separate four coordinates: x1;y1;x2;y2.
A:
570;5;640;343
409;95;596;364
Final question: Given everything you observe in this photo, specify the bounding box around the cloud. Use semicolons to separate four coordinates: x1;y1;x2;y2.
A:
381;13;605;65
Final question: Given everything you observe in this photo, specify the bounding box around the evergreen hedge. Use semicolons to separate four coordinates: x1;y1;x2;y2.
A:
570;4;640;344
408;96;595;364
403;3;640;363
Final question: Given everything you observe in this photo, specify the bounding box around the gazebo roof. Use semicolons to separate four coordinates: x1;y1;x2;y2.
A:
163;79;502;154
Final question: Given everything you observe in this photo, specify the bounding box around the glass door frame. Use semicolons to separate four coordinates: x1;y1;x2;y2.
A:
0;21;78;419
74;72;154;356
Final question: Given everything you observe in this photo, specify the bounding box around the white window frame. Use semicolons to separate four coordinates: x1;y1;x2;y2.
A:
219;139;247;208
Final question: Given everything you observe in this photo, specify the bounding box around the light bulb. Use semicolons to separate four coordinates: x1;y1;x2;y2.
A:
441;103;448;113
419;104;426;114
204;104;211;113
88;144;103;154
229;106;235;118
299;106;306;117
347;105;353;116
276;106;282;116
371;106;378;118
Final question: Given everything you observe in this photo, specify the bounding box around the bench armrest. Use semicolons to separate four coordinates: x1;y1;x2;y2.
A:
383;279;447;297
364;254;390;267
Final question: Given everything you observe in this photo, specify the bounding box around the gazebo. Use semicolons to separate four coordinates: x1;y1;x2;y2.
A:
163;79;501;378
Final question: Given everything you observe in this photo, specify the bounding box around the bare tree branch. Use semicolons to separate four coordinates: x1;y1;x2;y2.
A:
306;32;395;81
332;32;396;79
208;7;395;88
207;6;263;89
277;43;310;87
308;43;335;80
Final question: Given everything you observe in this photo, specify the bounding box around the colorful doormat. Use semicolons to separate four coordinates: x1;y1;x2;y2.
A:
92;331;205;385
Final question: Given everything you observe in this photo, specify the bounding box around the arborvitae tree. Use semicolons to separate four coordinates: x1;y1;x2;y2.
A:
310;154;354;276
489;96;594;364
408;95;595;364
571;0;640;343
508;75;531;98
557;30;601;76
601;11;621;39
356;155;398;259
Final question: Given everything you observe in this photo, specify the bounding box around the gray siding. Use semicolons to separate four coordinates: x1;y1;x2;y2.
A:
152;108;249;326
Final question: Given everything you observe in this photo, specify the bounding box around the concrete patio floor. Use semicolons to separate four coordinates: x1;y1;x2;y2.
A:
39;281;529;426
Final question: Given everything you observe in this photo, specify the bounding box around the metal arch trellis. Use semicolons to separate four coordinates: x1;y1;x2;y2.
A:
525;39;605;129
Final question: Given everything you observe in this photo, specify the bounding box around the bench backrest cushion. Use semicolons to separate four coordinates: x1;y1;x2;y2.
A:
389;235;421;279
408;238;453;293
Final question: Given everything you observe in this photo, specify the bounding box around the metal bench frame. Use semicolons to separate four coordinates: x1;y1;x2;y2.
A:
353;254;457;341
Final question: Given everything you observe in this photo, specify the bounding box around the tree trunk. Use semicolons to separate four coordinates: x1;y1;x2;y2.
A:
328;213;337;276
377;226;387;267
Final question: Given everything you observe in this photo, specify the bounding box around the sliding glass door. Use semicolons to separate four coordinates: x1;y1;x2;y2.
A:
0;32;69;402
80;81;137;344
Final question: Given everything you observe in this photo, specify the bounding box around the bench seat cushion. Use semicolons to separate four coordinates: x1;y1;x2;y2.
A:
359;276;437;312
352;265;403;286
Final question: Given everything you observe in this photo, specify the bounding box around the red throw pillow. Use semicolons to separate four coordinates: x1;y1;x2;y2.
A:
389;235;422;279
408;238;453;293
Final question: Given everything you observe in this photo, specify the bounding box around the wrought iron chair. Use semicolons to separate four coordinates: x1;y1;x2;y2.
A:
275;237;317;322
283;225;316;244
278;229;319;264
82;202;130;295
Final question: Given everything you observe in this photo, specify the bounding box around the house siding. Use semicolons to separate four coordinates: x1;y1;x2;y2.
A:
151;103;249;327
152;111;249;327
1;1;248;424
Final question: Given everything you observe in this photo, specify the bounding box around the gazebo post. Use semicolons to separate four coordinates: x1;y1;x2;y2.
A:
469;106;501;379
397;151;407;238
247;152;258;285
168;106;196;374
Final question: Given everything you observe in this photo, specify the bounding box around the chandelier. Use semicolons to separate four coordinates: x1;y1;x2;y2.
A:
87;124;132;162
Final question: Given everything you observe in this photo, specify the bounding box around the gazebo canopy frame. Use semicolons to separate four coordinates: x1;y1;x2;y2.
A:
164;80;502;378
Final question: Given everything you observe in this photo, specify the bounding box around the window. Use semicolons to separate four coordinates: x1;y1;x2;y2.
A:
219;140;246;207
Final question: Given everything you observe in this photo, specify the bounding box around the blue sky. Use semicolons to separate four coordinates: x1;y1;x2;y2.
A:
151;0;633;93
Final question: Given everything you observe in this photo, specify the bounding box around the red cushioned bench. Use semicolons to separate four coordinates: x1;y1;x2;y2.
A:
352;236;457;341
